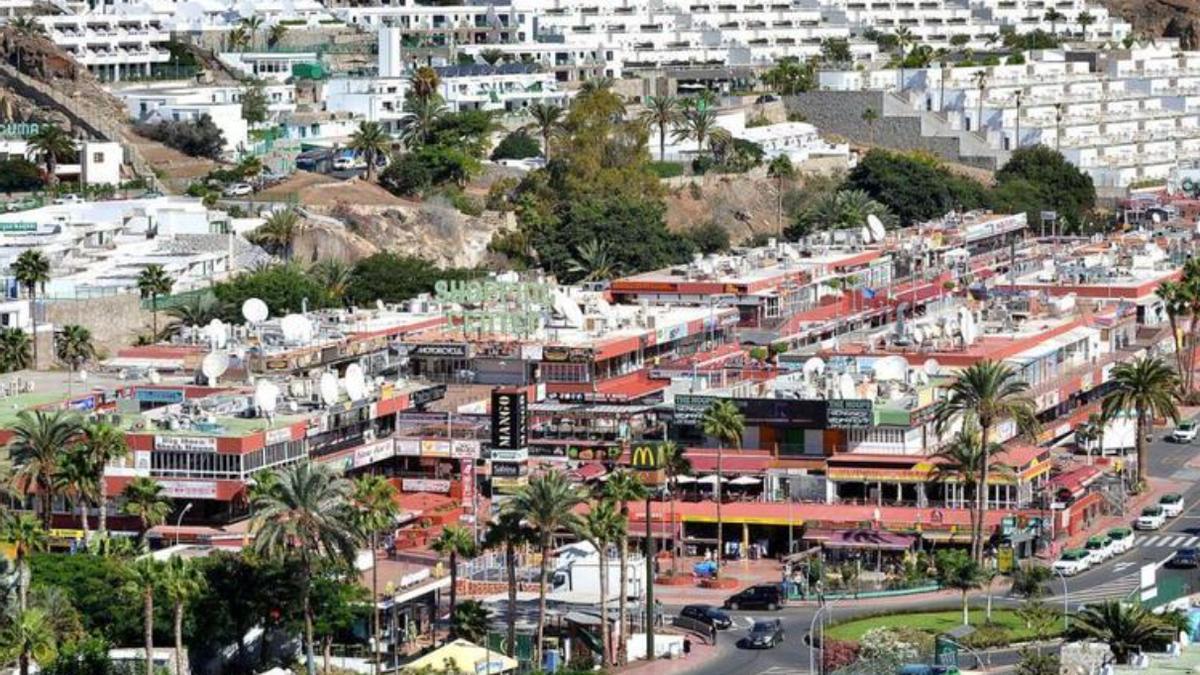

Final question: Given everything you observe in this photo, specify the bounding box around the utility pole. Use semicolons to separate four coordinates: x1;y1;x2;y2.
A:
645;492;655;661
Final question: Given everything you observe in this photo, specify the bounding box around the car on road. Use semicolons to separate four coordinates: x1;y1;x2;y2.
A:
1160;493;1185;518
1108;527;1135;554
679;604;732;630
743;619;784;649
223;183;254;197
1084;535;1115;564
1052;549;1091;576
723;584;785;611
53;194;83;205
1168;548;1200;569
1137;506;1167;530
1171;422;1198;443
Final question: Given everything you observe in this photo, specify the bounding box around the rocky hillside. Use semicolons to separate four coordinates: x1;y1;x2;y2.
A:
1102;0;1200;48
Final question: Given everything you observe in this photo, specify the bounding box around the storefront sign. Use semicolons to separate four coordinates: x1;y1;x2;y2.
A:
490;476;528;495
451;440;481;459
672;394;829;428
0;123;40;138
408;344;470;359
826;399;873;429
491;461;525;477
435;279;553;338
264;358;291;371
265;426;294;445
155;435;218;453
461;458;475;513
135;388;185;404
542;346;594;363
489;448;528;462
491;390;527;450
396;439;421;456
352;439;395;468
0;222;37;233
409;383;447;406
420;440;450;457
401;478;451;493
158;480;219;499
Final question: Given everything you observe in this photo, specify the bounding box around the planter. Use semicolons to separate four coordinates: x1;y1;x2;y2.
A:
699;577;740;589
655;574;694;586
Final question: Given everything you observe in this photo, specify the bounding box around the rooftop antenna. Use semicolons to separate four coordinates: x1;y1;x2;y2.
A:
206;319;227;349
868;214;886;242
923;358;941;376
280;314;312;344
802;356;826;380
147;369;161;384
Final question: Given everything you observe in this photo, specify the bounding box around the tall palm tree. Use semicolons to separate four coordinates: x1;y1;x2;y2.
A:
602;469;646;665
81;422;128;538
122;476;171;544
249;209;300;260
8;409;82;528
162;293;226;339
240;15;263;48
700;399;744;574
8;16;47;38
227;25;250;51
932;360;1039;560
0;327;30;373
510;471;584;666
11;249;49;368
1073;601;1172;664
55;444;98;540
1076;10;1095;37
27;124;74;188
267;23;288;48
399;96;447;148
861;107;879;145
161;555;206;675
972;70;988;134
673;107;722;159
525;103;564;162
1102;357;1180;488
1;514;46;611
483;511;536;658
408;66;441;103
310;260;353;307
930;430;990;565
640;96;682;162
579;77;616;96
566;239;620;282
0;607;57;675
766;155;794;236
658;441;691;575
55;324;95;387
450;600;491;644
252;463;361;675
122;557;164;675
1043;8;1065;34
575;499;624;666
351;474;399;673
349;121;391;182
136;264;174;340
431;525;476;641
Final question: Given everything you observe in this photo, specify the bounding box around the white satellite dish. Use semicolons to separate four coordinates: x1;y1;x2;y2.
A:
860;226;872;244
319;372;338;406
147;369;160;384
254;379;280;414
803;357;826;377
242;298;269;324
200;352;230;385
280;314;313;344
553;290;585;330
923;358;941;376
868;214;885;242
376;299;386;312
206;319;228;349
344;363;366;402
874;355;908;382
912;327;925;344
839;372;857;399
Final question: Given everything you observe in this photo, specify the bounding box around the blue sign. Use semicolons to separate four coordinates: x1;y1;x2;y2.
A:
135;388;185;404
69;397;95;411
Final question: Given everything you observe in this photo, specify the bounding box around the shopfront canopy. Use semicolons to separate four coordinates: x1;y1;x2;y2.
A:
807;528;916;551
401;639;519;674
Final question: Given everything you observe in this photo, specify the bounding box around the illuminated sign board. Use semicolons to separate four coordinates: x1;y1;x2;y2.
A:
491;389;527;450
434;279;552;337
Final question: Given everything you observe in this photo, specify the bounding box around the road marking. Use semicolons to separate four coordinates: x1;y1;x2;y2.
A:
1113;561;1136;572
1186;537;1199;547
1169;536;1188;547
1142;536;1163;547
757;668;807;675
1051;573;1139;605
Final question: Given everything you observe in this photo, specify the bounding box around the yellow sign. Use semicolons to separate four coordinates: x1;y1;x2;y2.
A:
631;445;661;471
997;546;1014;573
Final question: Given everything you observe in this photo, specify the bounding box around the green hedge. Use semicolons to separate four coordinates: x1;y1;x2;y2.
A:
647;161;685;179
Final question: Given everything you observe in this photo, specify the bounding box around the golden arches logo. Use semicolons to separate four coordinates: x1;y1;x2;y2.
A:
631;445;660;470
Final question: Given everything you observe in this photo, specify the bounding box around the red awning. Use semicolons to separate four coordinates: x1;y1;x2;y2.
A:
1048;465;1103;498
686;450;772;474
806;528;917;551
568;463;608;481
593;371;669;402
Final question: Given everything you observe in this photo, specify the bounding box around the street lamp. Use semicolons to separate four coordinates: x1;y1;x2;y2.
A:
174;502;194;547
1051;567;1070;631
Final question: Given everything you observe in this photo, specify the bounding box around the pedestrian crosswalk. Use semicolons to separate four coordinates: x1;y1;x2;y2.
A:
1135;534;1200;548
756;668;808;675
1048;573;1140;606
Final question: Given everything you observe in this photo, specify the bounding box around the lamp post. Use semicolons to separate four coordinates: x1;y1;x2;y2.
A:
645;490;655;662
174;502;193;547
1052;567;1070;631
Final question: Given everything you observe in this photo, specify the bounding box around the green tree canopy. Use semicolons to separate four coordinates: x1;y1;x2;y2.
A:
213;264;331;321
346;253;478;306
845;149;989;225
993;146;1095;225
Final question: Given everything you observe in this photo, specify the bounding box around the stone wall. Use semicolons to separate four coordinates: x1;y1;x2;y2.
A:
42;293;150;360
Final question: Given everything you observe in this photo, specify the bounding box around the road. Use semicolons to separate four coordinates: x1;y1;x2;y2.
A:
679;420;1200;675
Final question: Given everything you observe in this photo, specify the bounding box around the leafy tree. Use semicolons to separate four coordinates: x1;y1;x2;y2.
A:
1016;648;1060;675
136;264;174;339
1002;29;1059;50
346;252;477;306
845;149;989;225
1102;356;1180;487
685;221;731;255
490;130;541;161
11;248;49;366
309;571;369;671
0;327;31;372
820;37;853;64
213;263;331;320
349;121;391;182
993;146;1095;226
0;158;45;192
8;410;83;529
39;636;122;675
1;607;58;675
380;145;480;196
450;600;491;645
760;58;816;94
28;124;75;187
135;115;225;159
29;554;142;645
241;84;269;125
935;549;983;625
122;476;171;544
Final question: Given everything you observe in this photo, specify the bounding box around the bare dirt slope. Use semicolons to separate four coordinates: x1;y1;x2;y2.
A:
1101;0;1200;47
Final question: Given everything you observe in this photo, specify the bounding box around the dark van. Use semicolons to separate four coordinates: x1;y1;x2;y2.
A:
723;584;785;611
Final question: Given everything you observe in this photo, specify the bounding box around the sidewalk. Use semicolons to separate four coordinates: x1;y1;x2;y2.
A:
617;640;720;675
1049;474;1187;557
653;558;784;606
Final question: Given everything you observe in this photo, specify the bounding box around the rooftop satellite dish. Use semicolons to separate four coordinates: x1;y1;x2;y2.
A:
874;355;908;382
147;369;161;384
839;372;857;399
376;299;386;312
200;352;230;385
280;314;312;344
803;357;826;377
319;372;338;406
242;298;268;324
254;379;279;414
207;319;227;349
860;226;872;244
553;289;585;330
923;358;941;376
868;214;885;241
344;363;366;402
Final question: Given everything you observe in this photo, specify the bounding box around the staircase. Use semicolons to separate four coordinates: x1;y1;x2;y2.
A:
880;91;1011;169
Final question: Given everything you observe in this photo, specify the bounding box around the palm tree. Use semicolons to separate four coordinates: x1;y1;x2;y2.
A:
252;463;361;675
483;511;536;658
349;121;391;182
1102;357;1180;488
8;409;82;528
249;209;300;260
408;66;441;103
267;22;288;48
658;441;690;575
935;551;983;626
122;476;171;544
972;70;988;134
55;444;97;540
861;107;879;145
932;360;1039;560
700;399;744;574
580;77;616;96
1;514;46;611
929;430;989;557
603;470;645;665
525;103;564;162
1076;10;1095;37
0;607;57;675
122;557;164;675
766;155;794;235
0;327;31;372
55;324;96;384
161;555;205;675
136;265;174;339
450;600;491;644
237;155;264;181
431;525;476;641
479;48;505;66
1043;8;1065;34
162;293;226;339
674;106;722;159
1157;278;1194;396
510;471;584;666
11;249;49;368
640;96;682;162
8;16;47;38
351;474;399;673
81;422;127;538
566;239;620;282
310;260;353;306
399;95;447;148
227;25;250;51
1073;601;1172;664
574;499;624;666
28;124;74;188
240;15;263;48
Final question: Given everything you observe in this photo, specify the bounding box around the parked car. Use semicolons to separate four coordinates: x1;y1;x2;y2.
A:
1137;506;1167;530
1160;493;1185;518
1084;535;1115;564
1107;527;1135;554
1168;548;1200;569
723;584;785;611
1171;422;1198;443
53;194;83;205
744;619;784;649
1052;549;1091;576
679;604;732;630
223;183;254;197
332;155;357;171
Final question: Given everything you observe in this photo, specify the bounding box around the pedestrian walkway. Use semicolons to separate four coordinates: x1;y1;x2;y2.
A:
1047;572;1139;606
1050;474;1187;557
616;639;719;674
1137;534;1200;549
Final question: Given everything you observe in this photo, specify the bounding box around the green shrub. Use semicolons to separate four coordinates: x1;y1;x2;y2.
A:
490;130;541;161
647;161;685;179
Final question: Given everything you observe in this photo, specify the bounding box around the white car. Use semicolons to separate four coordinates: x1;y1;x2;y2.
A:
1137;506;1167;530
53;193;83;205
223;183;253;197
1084;535;1115;564
1107;527;1135;554
1171;422;1198;443
1053;549;1091;576
332;155;360;171
1160;493;1185;518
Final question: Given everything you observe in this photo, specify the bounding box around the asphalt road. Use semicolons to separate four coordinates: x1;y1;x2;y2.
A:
679;419;1200;675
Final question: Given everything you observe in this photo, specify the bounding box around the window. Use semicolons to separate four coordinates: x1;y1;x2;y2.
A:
92;152;105;163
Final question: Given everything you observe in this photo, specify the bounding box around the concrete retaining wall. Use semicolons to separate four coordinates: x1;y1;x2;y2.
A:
43;293;150;359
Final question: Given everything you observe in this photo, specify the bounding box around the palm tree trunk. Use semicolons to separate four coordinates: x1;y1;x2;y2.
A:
598;539;610;666
669;479;678;576
536;540;550;669
40;477;52;529
617;525;629;665
659;127;666;163
28;285;37;369
174;601;185;675
372;532;379;674
19;653;29;675
505;541;517;658
448;550;458;641
542;130;551;162
1136;409;1148;487
976;424;990;562
303;569;317;675
151;293;158;338
323;636;332;674
1168;312;1185;394
962;590;969;626
716;444;724;575
16;554;27;612
99;491;108;539
79;497;90;540
145;591;155;675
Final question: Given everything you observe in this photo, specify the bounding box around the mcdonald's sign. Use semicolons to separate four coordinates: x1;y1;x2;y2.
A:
631;445;661;471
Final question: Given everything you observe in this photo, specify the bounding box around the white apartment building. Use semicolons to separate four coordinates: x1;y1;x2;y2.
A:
0;135;122;186
118;84;253;155
654;109;850;162
37;13;171;82
217;52;321;84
